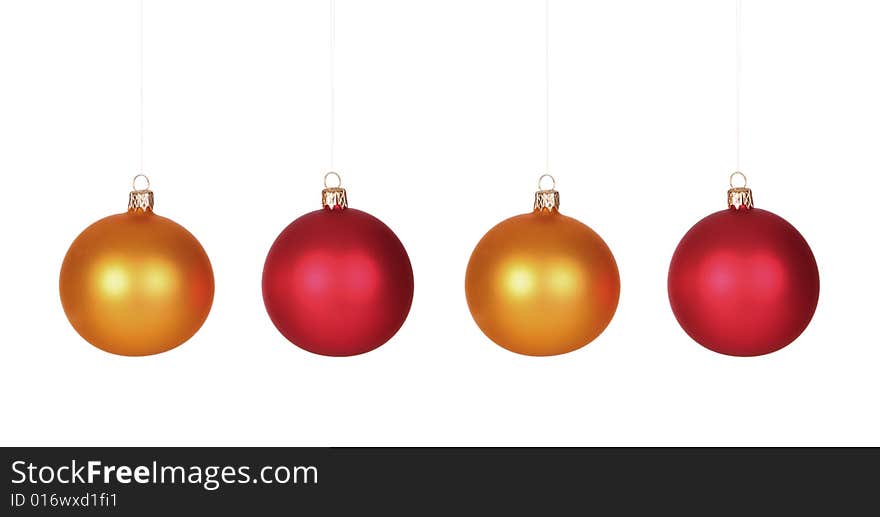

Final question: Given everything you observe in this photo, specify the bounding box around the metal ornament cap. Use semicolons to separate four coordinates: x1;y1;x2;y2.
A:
534;190;560;212
321;172;348;210
727;171;753;210
128;190;154;212
533;174;560;212
322;188;347;210
128;174;154;212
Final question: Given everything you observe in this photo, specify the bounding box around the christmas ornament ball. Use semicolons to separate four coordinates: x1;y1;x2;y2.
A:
59;178;214;356
262;176;414;357
465;177;620;356
667;176;819;356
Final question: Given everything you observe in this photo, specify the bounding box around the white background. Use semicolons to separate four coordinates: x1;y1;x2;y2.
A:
1;0;878;446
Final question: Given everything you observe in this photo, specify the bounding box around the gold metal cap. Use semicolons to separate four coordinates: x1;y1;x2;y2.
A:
128;174;154;212
727;171;753;210
533;174;560;212
321;172;348;210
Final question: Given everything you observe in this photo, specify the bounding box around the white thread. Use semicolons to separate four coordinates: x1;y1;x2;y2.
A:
735;0;741;172
139;0;144;175
545;0;550;175
330;0;336;170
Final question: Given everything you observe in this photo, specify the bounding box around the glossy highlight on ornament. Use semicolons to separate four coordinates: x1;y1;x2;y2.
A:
262;173;414;357
465;175;620;356
59;175;215;356
667;172;819;357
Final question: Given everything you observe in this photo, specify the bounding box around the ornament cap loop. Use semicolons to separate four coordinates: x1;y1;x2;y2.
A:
729;171;748;189
132;173;151;191
128;174;154;212
538;174;556;191
324;171;342;189
322;172;347;210
534;174;560;212
727;172;753;210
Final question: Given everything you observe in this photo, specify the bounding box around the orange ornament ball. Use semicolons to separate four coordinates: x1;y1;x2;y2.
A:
465;178;620;356
59;177;214;356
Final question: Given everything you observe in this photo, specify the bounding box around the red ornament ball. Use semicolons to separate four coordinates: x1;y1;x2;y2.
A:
668;207;819;356
262;207;414;357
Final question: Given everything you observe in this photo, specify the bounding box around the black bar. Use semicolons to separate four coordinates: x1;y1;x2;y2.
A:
2;448;878;514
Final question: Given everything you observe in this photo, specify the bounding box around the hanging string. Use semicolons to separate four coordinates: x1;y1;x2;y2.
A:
330;0;336;171
138;0;144;175
735;0;741;173
545;0;550;174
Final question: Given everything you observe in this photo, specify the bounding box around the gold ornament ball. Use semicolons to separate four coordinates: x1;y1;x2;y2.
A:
465;200;620;356
60;189;214;356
